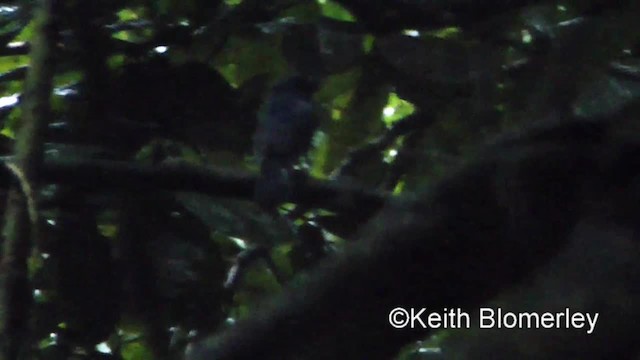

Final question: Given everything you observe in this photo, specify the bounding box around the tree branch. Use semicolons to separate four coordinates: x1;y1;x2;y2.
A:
0;159;390;214
0;0;56;358
333;0;634;33
333;0;545;33
184;118;633;359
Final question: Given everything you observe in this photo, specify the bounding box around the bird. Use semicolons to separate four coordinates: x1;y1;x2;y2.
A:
253;75;320;210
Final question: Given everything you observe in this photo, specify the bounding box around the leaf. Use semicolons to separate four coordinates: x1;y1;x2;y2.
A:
175;193;297;247
319;0;355;22
279;19;366;77
377;34;489;86
122;342;154;360
214;35;287;86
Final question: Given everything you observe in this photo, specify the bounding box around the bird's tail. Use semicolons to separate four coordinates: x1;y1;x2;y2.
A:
255;157;293;210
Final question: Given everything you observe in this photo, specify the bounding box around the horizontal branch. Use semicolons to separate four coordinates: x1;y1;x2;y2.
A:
332;0;634;33
333;0;545;32
0;159;389;213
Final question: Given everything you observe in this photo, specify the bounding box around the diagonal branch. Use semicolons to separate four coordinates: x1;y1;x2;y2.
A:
184;117;635;360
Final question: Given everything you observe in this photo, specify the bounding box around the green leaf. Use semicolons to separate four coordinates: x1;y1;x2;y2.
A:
122;342;154;360
318;0;355;22
382;92;416;127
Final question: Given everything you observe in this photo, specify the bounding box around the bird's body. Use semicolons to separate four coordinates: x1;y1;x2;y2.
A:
253;76;319;210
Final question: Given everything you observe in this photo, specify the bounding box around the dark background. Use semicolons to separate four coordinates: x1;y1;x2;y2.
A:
0;0;639;359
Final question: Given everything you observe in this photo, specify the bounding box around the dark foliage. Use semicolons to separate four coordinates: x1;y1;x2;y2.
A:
0;0;638;360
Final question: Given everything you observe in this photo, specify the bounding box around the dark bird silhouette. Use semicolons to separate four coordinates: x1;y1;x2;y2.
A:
253;76;320;210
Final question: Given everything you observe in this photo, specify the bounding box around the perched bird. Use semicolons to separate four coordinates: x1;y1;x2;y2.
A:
253;76;320;210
